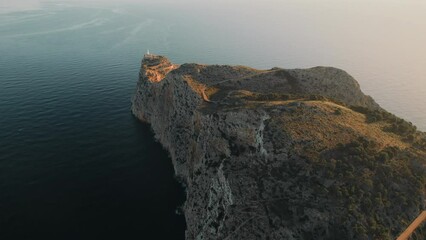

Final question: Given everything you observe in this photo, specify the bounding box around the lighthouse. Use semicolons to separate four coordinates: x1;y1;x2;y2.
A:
144;49;154;59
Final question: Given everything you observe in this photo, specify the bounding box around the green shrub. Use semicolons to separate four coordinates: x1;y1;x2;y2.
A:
310;138;425;238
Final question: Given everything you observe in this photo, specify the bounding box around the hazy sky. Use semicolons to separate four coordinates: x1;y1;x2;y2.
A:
2;0;426;13
1;0;425;127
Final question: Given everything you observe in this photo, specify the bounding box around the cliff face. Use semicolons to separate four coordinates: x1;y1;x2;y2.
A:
132;55;426;240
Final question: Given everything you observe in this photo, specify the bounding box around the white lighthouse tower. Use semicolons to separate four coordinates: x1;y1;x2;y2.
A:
144;49;154;59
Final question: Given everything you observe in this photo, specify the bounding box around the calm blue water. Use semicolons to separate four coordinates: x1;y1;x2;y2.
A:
1;1;425;239
0;4;187;239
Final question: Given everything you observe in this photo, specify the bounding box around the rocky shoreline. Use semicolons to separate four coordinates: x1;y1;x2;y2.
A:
132;54;425;240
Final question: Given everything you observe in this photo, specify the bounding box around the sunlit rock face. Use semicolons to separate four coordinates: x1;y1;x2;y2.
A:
132;55;425;240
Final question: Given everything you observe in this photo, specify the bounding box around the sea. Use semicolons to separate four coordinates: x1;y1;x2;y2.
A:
0;0;425;239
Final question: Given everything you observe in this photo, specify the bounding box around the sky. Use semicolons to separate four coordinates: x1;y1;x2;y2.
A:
1;0;425;128
2;0;426;12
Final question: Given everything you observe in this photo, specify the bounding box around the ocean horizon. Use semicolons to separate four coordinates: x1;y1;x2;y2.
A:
1;0;425;238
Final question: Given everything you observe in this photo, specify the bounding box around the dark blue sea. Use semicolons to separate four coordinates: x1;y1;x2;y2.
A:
1;1;425;239
0;3;188;239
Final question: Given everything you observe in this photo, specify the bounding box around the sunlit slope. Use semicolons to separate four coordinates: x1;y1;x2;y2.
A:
132;55;425;239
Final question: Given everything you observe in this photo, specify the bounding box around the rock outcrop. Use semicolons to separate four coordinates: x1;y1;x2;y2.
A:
132;54;426;240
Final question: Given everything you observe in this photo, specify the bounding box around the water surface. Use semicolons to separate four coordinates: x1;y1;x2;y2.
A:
0;0;425;239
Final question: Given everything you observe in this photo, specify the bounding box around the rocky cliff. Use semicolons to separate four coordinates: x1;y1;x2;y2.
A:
132;54;426;240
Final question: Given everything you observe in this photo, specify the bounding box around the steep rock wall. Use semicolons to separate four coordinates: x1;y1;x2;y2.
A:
132;55;425;240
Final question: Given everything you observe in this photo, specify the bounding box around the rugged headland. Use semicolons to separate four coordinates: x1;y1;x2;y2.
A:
131;54;426;239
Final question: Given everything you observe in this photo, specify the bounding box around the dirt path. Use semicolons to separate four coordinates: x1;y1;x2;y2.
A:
397;211;426;240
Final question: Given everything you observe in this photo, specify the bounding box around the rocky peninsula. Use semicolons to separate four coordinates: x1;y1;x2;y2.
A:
132;54;426;239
